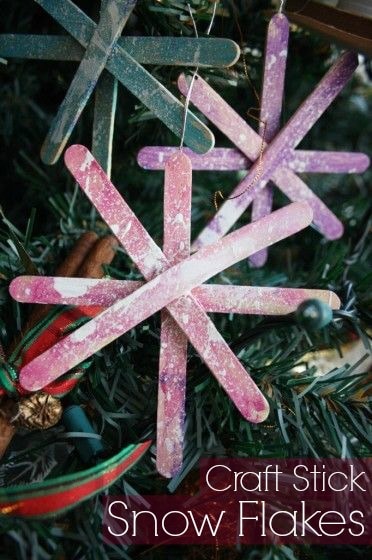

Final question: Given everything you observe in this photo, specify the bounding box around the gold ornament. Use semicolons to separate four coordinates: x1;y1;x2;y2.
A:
15;393;62;430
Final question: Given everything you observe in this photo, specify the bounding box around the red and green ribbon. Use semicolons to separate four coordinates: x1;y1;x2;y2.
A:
0;440;151;518
0;306;152;518
0;304;102;398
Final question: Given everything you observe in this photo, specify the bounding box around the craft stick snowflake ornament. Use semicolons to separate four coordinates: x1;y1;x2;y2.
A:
10;145;340;477
138;13;369;265
0;0;241;167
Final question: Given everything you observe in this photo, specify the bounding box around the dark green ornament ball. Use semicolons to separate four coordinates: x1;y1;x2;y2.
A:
295;299;333;330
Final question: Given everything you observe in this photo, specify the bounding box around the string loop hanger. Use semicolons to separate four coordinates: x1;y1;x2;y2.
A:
278;0;286;14
179;1;218;150
213;110;267;211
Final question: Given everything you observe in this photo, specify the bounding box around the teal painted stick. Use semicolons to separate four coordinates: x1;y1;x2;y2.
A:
92;81;117;181
34;0;214;157
0;35;239;67
92;0;118;179
40;0;135;164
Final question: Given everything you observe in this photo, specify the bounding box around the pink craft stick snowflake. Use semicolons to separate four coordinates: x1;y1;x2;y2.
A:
10;145;341;477
138;14;369;266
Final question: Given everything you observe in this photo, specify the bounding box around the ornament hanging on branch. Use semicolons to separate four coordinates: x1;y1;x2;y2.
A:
10;145;340;477
138;12;369;266
0;0;241;169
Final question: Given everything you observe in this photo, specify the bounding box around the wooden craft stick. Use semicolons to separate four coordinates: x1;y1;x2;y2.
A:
92;71;118;179
157;153;192;477
250;13;289;267
40;0;135;164
178;61;356;243
18;198;311;413
92;0;117;179
289;151;370;173
18;147;312;422
34;0;214;155
137;147;369;174
11;277;341;314
0;35;240;67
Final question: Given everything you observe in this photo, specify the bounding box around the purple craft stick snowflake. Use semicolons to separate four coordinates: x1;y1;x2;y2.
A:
10;145;340;477
138;14;369;267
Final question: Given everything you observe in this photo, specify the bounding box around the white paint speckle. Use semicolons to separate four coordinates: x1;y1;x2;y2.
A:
70;319;96;342
79;151;94;172
268;54;277;70
54;277;89;298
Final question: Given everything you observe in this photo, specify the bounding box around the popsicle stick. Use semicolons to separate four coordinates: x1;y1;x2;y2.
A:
19;147;313;422
157;153;192;477
178;72;346;244
138;147;249;171
193;165;345;250
11;277;341;313
251;14;289;267
244;52;358;181
18;204;310;418
0;35;239;67
40;0;135;164
90;0;118;178
181;52;357;237
92;71;117;178
0;35;84;61
195;285;341;313
18;200;312;408
34;0;214;155
119;37;240;67
59;148;312;422
137;147;369;174
289;150;370;173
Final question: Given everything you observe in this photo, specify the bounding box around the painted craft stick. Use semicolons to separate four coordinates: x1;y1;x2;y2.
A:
18;200;308;412
177;52;359;245
91;0;118;178
16;197;289;412
0;2;239;169
0;35;239;67
157;153;191;477
33;0;214;157
92;70;117;178
250;13;289;267
11;277;341;315
41;0;135;165
138;147;369;174
12;146;345;476
18;147;313;425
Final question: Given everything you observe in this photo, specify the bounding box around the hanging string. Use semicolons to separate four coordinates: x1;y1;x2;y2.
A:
213;112;267;210
278;0;286;14
212;2;269;210
179;1;218;150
